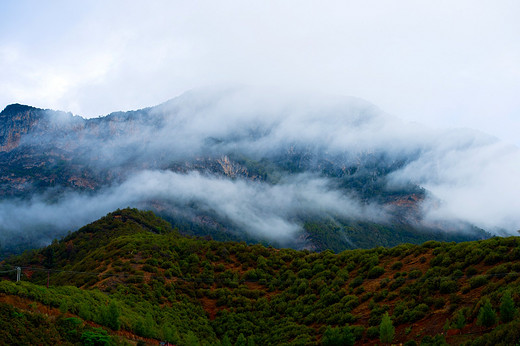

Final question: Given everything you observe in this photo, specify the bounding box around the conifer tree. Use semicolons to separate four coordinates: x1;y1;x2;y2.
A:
221;334;232;346
379;312;395;344
454;310;466;330
185;331;199;346
235;333;247;346
477;299;497;328
500;290;516;323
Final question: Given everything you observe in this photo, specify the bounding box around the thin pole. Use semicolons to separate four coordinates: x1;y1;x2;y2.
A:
16;267;21;282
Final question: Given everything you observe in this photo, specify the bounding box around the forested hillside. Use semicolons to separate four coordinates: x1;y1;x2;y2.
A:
1;209;520;345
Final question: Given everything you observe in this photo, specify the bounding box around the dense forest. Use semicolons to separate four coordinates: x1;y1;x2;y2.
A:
1;208;520;345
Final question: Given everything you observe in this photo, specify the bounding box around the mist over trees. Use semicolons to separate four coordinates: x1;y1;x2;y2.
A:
1;87;519;252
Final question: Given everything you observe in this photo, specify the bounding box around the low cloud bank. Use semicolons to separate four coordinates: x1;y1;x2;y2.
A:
0;170;384;248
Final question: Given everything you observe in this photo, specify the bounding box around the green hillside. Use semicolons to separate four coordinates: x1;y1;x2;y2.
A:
1;209;520;345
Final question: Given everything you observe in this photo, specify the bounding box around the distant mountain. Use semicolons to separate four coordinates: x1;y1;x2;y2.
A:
0;87;499;254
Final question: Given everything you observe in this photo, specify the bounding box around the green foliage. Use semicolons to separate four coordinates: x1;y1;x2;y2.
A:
439;280;458;294
420;334;447;345
453;309;466;330
367;266;385;279
221;334;232;346
379;312;395;343
80;328;110;346
321;326;354;346
103;301;121;331
500;290;516;323
3;210;520;345
391;261;403;270
366;326;379;339
469;275;488;289
477;299;497;328
235;333;247;346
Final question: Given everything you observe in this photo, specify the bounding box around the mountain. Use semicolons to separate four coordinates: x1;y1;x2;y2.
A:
1;87;513;255
1;209;520;345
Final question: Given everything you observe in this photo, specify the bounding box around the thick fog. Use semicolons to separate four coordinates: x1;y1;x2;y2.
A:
1;87;520;251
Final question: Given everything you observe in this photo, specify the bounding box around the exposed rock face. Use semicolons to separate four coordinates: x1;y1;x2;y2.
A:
217;155;249;178
0;104;42;151
0;104;163;196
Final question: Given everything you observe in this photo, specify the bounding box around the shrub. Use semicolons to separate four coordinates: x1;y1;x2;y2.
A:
321;326;354;346
366;326;379;339
439;280;458;294
349;276;363;288
465;266;478;277
391;261;403;270
80;328;110;346
368;266;385;279
408;269;422;279
389;277;405;290
469;275;488;289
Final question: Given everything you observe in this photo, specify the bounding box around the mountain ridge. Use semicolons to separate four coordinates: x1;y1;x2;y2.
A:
0;88;503;255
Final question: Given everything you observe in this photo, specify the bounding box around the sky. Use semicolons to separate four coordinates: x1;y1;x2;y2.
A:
0;1;519;146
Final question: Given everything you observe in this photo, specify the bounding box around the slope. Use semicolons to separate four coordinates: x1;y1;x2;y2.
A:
1;209;520;345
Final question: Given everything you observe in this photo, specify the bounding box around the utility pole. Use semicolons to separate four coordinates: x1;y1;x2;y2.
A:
16;267;21;282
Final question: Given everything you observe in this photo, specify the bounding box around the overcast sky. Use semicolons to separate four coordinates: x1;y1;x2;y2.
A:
1;1;519;146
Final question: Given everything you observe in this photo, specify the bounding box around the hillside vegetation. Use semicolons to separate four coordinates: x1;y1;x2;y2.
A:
1;209;520;345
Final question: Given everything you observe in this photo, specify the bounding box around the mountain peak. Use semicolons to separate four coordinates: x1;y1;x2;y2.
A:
0;103;41;118
0;104;46;151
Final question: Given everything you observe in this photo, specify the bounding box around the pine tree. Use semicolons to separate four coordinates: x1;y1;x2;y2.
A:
454;310;466;330
477;299;497;328
221;334;232;346
379;312;395;344
185;331;199;346
500;290;516;323
235;333;247;346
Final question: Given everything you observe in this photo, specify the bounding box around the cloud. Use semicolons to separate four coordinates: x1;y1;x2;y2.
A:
0;170;383;248
2;86;520;252
1;1;519;145
389;130;520;232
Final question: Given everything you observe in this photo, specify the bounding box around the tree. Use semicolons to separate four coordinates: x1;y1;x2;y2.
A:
161;325;180;344
185;331;199;346
321;326;354;346
500;291;516;323
477;299;497;328
105;301;120;330
379;312;395;344
454;310;466;330
247;336;256;346
235;333;247;346
221;334;232;346
80;328;110;346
